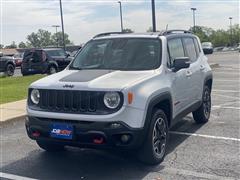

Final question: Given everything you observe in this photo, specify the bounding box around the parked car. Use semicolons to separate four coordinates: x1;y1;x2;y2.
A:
202;42;213;54
0;52;15;76
26;30;213;165
13;53;24;67
21;48;73;76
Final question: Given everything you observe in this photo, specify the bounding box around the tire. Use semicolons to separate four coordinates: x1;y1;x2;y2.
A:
48;66;57;75
137;109;169;165
36;140;65;152
192;86;211;124
5;64;15;76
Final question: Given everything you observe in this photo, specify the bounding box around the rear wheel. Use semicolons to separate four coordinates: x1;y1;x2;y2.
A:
36;140;65;152
48;66;57;75
138;109;168;165
5;64;15;76
193;86;211;124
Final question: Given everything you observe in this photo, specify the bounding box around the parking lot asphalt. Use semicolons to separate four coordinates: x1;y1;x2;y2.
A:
1;51;239;180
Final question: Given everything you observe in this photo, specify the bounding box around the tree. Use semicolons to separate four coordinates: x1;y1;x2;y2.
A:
122;28;134;33
146;27;160;32
5;41;17;48
27;32;41;48
51;32;72;47
18;41;27;48
0;44;4;49
26;29;72;48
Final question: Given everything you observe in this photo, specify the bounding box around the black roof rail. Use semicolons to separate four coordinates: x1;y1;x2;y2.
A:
93;32;130;38
160;29;192;36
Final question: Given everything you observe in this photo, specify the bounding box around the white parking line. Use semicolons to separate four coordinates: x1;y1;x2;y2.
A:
212;105;240;110
212;89;240;93
212;93;240;100
170;131;240;142
0;172;37;180
158;167;236;180
214;79;239;82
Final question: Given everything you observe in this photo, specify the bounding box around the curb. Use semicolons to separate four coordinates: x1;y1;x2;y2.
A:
0;114;26;126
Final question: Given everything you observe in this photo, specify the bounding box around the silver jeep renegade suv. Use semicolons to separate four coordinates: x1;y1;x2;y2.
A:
26;30;213;164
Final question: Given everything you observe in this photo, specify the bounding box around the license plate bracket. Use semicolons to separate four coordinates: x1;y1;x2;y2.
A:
50;123;73;140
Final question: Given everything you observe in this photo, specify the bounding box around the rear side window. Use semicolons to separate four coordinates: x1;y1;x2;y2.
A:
46;50;66;57
168;38;185;65
193;38;201;54
183;38;197;62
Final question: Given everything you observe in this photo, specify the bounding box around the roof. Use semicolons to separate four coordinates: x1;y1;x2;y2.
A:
93;30;193;40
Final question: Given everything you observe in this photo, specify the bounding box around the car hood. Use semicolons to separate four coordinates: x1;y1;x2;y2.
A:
30;69;155;91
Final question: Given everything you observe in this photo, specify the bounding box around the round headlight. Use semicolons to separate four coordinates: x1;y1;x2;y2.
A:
104;92;121;109
31;89;40;105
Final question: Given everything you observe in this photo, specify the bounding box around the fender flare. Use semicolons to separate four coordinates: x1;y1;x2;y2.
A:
143;92;173;132
204;73;213;91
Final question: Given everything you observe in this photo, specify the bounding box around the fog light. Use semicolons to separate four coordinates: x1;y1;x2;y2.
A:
121;134;130;143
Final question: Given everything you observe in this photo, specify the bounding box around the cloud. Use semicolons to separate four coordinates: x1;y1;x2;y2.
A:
1;0;239;45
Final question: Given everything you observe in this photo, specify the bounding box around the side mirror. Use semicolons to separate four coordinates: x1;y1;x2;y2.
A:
172;57;190;72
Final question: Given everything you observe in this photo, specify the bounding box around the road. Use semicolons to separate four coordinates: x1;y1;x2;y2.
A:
1;52;239;180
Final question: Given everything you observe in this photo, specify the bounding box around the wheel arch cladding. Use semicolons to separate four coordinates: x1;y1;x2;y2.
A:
145;92;173;128
205;75;213;91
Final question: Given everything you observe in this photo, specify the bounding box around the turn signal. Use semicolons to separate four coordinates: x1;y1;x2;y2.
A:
128;92;133;104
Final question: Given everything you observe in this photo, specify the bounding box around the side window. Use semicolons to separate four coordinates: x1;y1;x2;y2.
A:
32;51;42;63
168;38;185;66
183;38;197;62
193;38;201;56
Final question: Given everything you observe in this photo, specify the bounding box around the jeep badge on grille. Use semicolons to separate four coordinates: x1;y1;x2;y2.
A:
63;84;74;88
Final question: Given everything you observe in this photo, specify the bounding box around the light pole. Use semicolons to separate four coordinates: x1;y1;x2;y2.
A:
59;0;65;50
229;17;233;46
191;8;197;33
151;0;156;32
118;1;123;32
52;25;60;47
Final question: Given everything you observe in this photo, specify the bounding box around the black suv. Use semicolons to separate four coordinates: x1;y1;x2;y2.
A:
0;52;15;76
21;48;73;76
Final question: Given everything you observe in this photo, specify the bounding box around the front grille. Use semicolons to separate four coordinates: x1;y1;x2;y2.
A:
40;90;100;113
29;89;123;115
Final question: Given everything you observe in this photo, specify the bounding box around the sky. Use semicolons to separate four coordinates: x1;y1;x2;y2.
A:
0;0;239;45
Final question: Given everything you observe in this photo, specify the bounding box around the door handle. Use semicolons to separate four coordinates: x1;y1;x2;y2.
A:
186;70;192;77
200;65;205;71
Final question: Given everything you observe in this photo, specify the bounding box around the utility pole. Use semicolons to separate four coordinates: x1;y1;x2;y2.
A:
191;8;197;33
151;0;156;32
52;25;60;47
118;1;123;32
59;0;66;50
229;17;233;46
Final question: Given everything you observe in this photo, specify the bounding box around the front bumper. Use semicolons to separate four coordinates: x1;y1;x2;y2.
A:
26;116;146;150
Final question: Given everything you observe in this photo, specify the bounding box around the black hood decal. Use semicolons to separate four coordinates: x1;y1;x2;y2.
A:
60;70;113;82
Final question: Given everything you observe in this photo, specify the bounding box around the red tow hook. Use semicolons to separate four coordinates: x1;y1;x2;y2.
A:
93;137;104;144
32;131;40;137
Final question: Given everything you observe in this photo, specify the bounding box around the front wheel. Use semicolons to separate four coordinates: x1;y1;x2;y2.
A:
137;109;169;165
193;86;211;124
36;140;65;152
5;64;15;76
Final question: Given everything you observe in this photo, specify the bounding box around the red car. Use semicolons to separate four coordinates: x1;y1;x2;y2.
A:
14;53;23;67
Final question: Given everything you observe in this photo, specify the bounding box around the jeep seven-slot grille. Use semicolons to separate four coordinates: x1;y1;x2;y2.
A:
39;90;101;114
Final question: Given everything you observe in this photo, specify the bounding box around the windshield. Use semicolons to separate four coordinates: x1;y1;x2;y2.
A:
70;38;161;71
202;42;212;47
46;49;66;57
